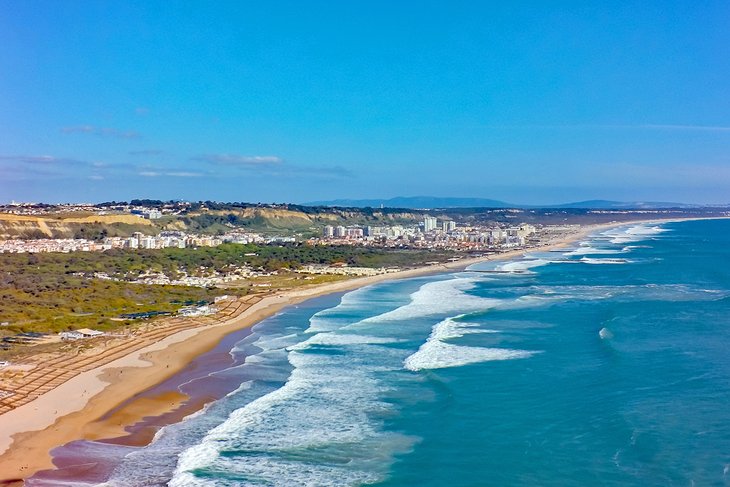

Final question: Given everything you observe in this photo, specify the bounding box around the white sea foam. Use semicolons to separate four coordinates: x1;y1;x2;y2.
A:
601;224;669;244
622;244;652;251
428;315;500;340
530;284;728;302
361;277;501;323
495;258;553;273
249;332;301;351
171;356;413;486
306;316;347;334
495;294;566;310
579;257;631;265
287;332;401;350
404;341;538;371
599;327;614;340
404;316;539;371
564;245;624;256
305;284;405;333
170;277;461;485
171;309;415;487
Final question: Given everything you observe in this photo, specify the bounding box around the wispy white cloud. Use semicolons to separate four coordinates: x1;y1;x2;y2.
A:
61;125;141;139
194;154;283;165
0;154;215;184
0;154;88;165
167;171;204;177
0;154;96;180
60;125;95;134
129;149;164;156
0;165;60;180
139;170;204;178
191;153;352;179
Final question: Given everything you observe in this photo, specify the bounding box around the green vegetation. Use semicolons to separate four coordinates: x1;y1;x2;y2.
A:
0;279;224;334
182;242;455;271
0;250;227;335
0;243;456;336
0;243;456;280
221;272;351;295
69;223;155;239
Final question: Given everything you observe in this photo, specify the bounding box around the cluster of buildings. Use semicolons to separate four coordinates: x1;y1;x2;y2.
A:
321;217;460;240
319;217;538;251
130;208;163;219
0;238;100;253
88;261;279;286
178;303;218;317
299;264;399;277
2;208;539;256
0;201;100;216
117;269;256;287
0;230;272;254
103;231;224;250
0;201;188;218
423;216;457;233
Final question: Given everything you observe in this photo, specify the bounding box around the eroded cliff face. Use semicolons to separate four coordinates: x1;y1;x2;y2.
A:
196;207;423;227
0;214;153;239
0;208;426;239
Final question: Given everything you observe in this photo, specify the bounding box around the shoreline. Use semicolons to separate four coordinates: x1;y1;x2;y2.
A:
0;218;714;484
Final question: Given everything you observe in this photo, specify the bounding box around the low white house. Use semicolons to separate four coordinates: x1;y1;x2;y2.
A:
59;328;105;340
76;328;105;338
179;305;216;317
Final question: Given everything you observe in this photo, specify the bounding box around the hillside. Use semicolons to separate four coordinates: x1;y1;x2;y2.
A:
171;207;425;236
0;213;154;239
0;207;427;239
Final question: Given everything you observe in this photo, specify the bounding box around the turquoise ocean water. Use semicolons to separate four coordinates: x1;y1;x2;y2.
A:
33;219;730;486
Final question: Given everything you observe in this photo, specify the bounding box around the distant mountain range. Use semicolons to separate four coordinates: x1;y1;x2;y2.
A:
305;196;707;210
307;196;512;209
549;199;703;209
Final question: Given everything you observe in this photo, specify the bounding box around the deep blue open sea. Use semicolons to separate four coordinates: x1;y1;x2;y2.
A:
36;219;730;486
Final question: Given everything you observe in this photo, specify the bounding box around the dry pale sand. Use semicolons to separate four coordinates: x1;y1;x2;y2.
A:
0;219;702;483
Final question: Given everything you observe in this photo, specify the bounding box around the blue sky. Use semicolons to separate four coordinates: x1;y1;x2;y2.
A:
1;1;730;204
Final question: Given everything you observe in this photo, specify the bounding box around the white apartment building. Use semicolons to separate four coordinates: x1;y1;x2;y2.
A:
423;216;438;232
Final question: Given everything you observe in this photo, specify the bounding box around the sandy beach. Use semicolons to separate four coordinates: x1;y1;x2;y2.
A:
0;220;688;484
